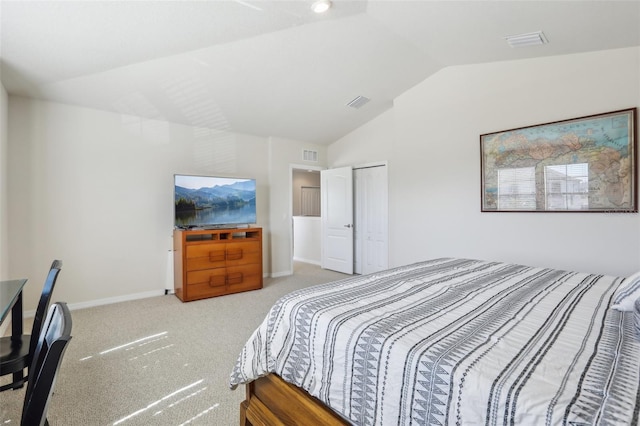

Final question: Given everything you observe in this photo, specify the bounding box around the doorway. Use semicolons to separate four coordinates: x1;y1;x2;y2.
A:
291;167;323;268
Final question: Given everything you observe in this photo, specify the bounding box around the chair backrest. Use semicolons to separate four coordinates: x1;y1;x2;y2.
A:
27;260;63;361
21;302;73;426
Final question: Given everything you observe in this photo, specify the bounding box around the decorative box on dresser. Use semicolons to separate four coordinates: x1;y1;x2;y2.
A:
173;227;262;302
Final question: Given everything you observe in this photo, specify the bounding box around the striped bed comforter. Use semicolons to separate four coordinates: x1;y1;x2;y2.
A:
229;258;640;425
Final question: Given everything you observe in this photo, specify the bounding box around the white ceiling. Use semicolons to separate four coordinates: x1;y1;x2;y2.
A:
1;1;639;144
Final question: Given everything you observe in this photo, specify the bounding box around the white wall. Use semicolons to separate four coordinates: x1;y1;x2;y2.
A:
329;47;640;277
8;97;270;311
0;83;7;279
293;216;321;265
329;108;395;168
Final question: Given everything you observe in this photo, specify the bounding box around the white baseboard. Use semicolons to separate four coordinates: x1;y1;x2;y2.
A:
63;290;167;314
271;270;293;278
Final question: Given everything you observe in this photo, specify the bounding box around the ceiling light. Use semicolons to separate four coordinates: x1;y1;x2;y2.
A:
311;0;331;14
505;31;548;48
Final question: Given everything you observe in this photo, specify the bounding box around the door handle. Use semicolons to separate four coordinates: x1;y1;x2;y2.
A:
344;224;352;228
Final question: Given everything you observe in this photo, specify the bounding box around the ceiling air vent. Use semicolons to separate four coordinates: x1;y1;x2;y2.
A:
505;31;548;48
303;149;318;162
346;95;370;109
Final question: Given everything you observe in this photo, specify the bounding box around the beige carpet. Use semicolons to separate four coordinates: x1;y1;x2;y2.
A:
0;262;347;426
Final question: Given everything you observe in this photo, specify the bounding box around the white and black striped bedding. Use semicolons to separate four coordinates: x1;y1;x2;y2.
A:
229;258;640;425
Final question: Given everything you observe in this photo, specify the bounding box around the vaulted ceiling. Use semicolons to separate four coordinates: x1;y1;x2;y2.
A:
1;1;639;144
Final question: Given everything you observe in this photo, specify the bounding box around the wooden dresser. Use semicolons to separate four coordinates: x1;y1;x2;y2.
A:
173;227;263;302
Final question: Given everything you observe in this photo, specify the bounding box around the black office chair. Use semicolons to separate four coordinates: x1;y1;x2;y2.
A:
21;302;73;426
0;260;63;392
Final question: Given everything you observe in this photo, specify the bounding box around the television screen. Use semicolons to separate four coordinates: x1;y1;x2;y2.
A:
174;174;256;229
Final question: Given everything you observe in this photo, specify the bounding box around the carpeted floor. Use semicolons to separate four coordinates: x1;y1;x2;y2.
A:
0;262;347;426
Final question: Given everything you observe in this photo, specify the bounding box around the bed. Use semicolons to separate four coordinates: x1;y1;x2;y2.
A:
229;258;640;425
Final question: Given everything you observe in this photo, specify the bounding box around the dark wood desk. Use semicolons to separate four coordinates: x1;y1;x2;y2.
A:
1;279;28;336
1;279;28;387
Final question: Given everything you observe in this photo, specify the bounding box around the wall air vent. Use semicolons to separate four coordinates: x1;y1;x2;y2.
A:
346;95;370;109
303;149;318;162
505;31;548;48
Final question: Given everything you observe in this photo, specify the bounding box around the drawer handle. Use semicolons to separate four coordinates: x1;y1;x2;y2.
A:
209;252;225;262
226;272;243;285
226;249;243;261
208;276;225;287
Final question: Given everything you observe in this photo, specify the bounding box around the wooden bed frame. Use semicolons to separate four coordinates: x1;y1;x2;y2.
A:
240;373;350;426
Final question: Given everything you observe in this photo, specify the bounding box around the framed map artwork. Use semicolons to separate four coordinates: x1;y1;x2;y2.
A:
480;108;637;212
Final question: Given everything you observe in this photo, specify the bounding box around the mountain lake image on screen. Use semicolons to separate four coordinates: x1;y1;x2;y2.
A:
174;174;257;228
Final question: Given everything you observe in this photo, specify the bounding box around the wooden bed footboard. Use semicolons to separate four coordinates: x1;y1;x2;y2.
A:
240;373;350;426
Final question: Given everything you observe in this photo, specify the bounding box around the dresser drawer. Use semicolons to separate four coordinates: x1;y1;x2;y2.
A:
186;242;260;271
186;245;225;271
186;264;262;292
224;242;261;266
225;264;262;292
186;268;227;287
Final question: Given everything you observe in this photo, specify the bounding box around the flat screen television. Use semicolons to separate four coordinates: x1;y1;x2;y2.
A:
174;174;256;229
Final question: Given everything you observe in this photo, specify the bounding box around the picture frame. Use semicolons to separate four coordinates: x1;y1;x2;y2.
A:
480;108;637;212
